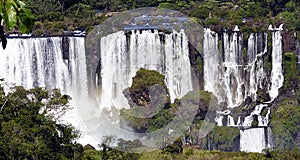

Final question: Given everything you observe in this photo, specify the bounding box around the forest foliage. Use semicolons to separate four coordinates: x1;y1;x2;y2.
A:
2;0;298;36
0;82;83;159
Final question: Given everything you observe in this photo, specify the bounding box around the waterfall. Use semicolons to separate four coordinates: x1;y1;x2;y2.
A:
98;29;193;110
248;33;268;101
203;29;256;108
242;104;269;127
269;30;284;101
203;29;280;115
0;37;88;95
240;128;266;153
0;36;93;145
203;30;269;109
203;28;283;152
203;28;224;103
296;36;300;68
222;31;245;108
0;26;285;150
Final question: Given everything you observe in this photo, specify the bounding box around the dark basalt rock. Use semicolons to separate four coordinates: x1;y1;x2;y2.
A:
257;88;271;103
251;115;259;127
124;84;169;109
130;87;151;107
188;42;204;90
282;31;296;53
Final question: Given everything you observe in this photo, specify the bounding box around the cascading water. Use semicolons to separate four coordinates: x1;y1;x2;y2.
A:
204;30;268;109
0;37;88;94
98;29;193;110
269;29;284;101
203;28;224;103
203;27;283;152
222;31;245;108
240;127;274;153
248;33;268;102
0;25;285;151
204;29;269;112
296;37;300;68
0;36;94;145
240;128;266;153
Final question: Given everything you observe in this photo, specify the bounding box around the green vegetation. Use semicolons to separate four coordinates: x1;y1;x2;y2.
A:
80;145;300;160
121;68;214;136
119;67;245;154
0;0;34;32
283;52;299;90
130;68;167;93
0;0;34;48
188;0;300;33
120;68;219;151
270;99;300;151
81;136;142;160
120;68;173;132
23;0;107;35
162;138;183;155
82;144;140;160
120;103;177;133
140;148;265;160
0;83;83;159
1;0;298;36
207;126;240;151
195;57;203;78
267;51;300;151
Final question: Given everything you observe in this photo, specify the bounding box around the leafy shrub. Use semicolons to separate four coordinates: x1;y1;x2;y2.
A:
270;99;300;151
208;126;240;152
283;52;298;90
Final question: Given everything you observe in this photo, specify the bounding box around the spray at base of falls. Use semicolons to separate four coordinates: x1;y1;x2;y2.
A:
204;26;284;152
98;29;193;110
0;37;98;147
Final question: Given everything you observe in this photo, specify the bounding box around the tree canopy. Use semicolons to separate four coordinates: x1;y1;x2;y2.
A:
0;82;83;159
1;0;298;37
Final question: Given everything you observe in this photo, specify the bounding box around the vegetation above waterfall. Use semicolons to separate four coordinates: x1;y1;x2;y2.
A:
2;0;298;37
